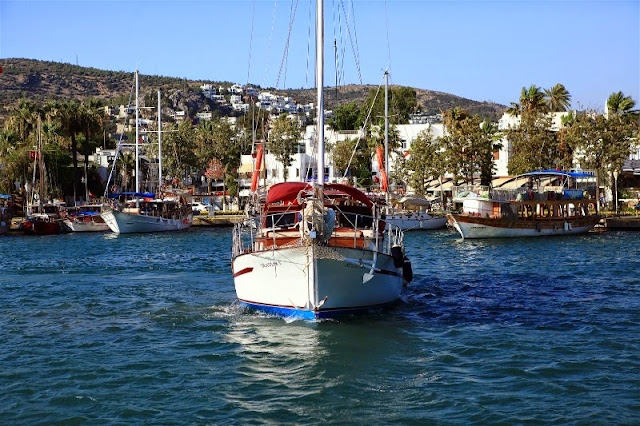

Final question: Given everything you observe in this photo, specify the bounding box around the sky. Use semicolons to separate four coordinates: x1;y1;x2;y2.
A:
1;0;639;111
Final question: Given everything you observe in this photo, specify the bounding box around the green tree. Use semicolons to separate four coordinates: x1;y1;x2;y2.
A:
563;109;636;211
479;121;501;186
162;120;197;185
505;114;557;174
545;83;571;112
405;128;446;195
329;101;361;130
268;115;301;181
519;85;548;115
607;91;639;121
209;119;246;197
54;100;84;202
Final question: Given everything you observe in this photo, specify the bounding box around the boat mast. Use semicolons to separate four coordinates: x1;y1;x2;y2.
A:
315;0;325;193
384;70;389;212
135;70;140;196
158;89;162;191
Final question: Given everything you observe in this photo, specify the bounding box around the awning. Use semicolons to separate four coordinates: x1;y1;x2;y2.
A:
397;196;431;206
491;176;516;188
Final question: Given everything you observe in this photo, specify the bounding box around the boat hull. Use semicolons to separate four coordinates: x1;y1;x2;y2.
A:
21;219;62;235
101;210;192;234
232;244;403;319
385;213;447;231
448;214;600;239
64;217;110;232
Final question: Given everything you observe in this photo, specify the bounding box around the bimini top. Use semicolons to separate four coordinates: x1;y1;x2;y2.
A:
265;182;373;208
108;192;156;199
519;170;595;179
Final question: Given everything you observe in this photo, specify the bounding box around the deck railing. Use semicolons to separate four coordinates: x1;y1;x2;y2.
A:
232;210;404;258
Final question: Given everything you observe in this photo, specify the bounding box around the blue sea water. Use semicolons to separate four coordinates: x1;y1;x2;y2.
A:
1;228;639;424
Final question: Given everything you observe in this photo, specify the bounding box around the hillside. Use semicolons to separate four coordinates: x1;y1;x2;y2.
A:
0;58;505;122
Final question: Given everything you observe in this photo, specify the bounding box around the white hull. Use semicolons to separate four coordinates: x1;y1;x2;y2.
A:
385;213;447;231
101;210;192;234
450;216;597;239
63;219;110;232
232;244;403;318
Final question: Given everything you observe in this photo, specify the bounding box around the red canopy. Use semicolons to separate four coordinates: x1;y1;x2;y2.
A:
265;182;373;208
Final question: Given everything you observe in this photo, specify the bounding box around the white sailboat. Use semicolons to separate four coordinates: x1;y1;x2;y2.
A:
101;72;193;234
231;0;412;319
377;71;447;231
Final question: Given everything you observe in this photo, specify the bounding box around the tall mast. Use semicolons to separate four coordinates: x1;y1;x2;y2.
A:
384;70;389;210
315;0;325;190
158;89;162;190
135;70;140;194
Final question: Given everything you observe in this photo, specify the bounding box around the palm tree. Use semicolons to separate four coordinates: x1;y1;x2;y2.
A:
54;100;83;203
545;83;571;112
519;85;547;115
606;91;638;121
506;102;521;117
80;99;106;201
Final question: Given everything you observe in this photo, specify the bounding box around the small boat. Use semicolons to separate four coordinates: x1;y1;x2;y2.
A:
384;196;448;231
21;203;65;235
63;204;109;232
101;192;193;234
447;170;601;239
0;194;13;235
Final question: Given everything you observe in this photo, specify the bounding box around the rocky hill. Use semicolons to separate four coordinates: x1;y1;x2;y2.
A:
0;58;505;122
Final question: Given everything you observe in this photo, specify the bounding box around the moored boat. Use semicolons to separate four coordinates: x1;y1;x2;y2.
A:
100;71;192;234
447;170;600;239
0;194;13;235
384;196;447;231
63;204;110;232
21;203;65;235
101;192;192;234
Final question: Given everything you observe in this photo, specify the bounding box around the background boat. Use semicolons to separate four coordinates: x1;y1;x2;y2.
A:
448;170;600;238
100;72;192;234
63;204;109;232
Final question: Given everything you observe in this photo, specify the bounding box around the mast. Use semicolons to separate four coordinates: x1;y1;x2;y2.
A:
315;0;325;191
158;89;162;190
135;70;140;195
384;70;389;211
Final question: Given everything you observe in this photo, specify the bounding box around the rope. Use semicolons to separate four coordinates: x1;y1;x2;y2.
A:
276;0;300;89
341;75;385;179
340;0;362;84
246;0;256;86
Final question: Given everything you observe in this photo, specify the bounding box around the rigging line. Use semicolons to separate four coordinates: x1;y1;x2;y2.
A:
263;0;278;88
384;0;392;74
338;0;346;86
104;73;136;197
276;0;300;89
342;76;385;179
339;0;362;84
305;0;312;87
246;0;256;85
